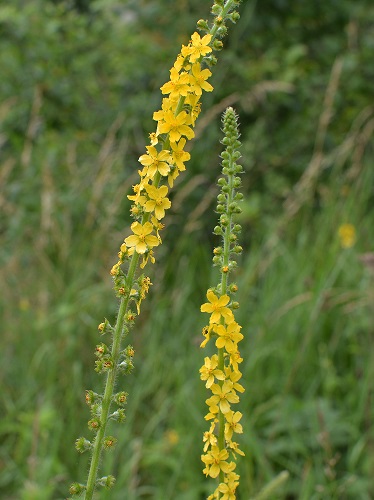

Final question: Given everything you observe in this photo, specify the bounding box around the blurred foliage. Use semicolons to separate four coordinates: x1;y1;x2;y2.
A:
0;0;373;498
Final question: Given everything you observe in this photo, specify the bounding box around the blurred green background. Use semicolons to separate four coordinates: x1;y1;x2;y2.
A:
0;0;373;498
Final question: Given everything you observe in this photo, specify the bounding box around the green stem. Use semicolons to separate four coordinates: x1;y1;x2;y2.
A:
84;253;139;500
217;164;235;486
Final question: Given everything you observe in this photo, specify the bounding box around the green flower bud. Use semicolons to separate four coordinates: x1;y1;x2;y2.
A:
69;483;86;496
103;436;117;450
109;409;126;423
220;215;229;226
97;475;116;489
212;255;222;265
113;391;128;406
213;225;223;235
88;418;101;432
197;19;209;31
75;437;92;454
211;4;222;15
85;390;101;406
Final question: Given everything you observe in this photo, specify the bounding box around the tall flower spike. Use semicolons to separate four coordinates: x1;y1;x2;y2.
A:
70;2;243;499
200;107;245;499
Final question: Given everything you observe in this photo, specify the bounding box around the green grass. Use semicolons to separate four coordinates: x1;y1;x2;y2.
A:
1;135;373;498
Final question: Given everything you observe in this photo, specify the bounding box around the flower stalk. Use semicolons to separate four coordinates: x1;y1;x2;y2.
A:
200;107;245;499
69;1;242;498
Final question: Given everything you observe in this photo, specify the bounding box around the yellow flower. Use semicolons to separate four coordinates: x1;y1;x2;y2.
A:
160;68;191;99
183;32;212;63
203;422;217;452
338;223;356;249
189;63;213;96
185;93;201;126
124;221;160;254
144;185;171;220
228;349;243;372
127;176;149;204
224;411;243;441
201;445;235;478
213;321;243;352
170;138;190;171
201;290;234;324
206;381;239;414
227;440;245;458
158;110;195;143
224;366;245;393
200;355;225;388
138;146;171;178
218;478;239;500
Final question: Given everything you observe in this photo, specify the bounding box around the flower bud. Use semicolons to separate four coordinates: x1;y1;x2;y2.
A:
113;391;128;406
103;436;117;450
109;409;126;423
197;19;209;31
97;475;116;489
85;390;101;406
212;255;222;265
213;225;223;235
69;483;86;496
88;418;101;432
75;437;92;454
220;215;229;226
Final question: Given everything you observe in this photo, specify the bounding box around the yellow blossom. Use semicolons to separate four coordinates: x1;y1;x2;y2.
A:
201;445;235;478
201;290;234;324
227;440;245;458
189;63;213;96
203;422;217;452
213;321;243;352
138;146;171;178
200;355;225;388
160;68;191;99
124;221;160;254
206;381;239;414
144;185;171;220
158;110;195;143
182;32;212;63
217;477;239;500
185;93;201;126
228;349;243;372
224;411;243;441
170;138;190;171
224;366;245;393
338;223;356;249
